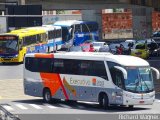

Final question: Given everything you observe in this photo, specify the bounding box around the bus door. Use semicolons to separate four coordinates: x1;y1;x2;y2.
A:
108;62;124;105
74;24;84;46
18;39;26;62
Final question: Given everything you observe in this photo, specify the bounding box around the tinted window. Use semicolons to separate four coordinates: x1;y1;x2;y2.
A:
53;59;65;73
107;61;124;88
48;29;61;40
25;57;39;72
25;58;108;79
135;44;145;49
87;23;98;32
61;27;69;41
75;24;81;33
25;57;52;72
82;24;89;32
23;35;37;46
92;61;108;79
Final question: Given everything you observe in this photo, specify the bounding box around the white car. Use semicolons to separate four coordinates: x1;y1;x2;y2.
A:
92;42;109;51
125;39;136;45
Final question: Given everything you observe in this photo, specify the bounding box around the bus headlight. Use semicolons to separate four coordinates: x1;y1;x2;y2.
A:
15;54;18;57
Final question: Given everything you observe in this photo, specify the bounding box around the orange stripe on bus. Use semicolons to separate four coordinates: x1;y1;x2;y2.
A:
40;73;61;96
35;54;54;58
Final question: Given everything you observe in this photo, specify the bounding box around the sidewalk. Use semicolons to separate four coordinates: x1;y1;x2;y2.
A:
0;79;34;100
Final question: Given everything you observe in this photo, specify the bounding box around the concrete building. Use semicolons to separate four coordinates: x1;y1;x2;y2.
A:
1;0;160;39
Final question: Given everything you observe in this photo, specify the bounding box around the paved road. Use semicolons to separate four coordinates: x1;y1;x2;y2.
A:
0;98;160;120
0;63;23;80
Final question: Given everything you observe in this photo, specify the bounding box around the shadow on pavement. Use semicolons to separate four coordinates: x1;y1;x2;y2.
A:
13;99;150;113
0;63;22;66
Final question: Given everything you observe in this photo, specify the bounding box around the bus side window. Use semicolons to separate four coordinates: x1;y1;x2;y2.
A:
23;35;37;46
36;34;41;43
78;60;92;75
75;24;81;33
62;27;69;42
39;58;52;73
53;59;65;74
82;24;89;33
19;40;23;50
92;61;108;80
63;59;79;75
42;33;47;42
25;57;39;72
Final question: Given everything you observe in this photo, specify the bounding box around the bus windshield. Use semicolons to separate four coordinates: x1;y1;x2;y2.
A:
124;66;154;93
0;40;18;54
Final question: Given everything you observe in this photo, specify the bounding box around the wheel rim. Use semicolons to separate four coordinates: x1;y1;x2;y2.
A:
45;91;51;102
102;97;105;107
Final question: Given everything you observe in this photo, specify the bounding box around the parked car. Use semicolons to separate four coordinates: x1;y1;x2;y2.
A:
92;42;107;51
80;43;95;52
83;40;97;44
67;46;83;52
131;43;149;59
125;39;136;45
120;42;131;55
109;43;120;54
99;45;110;52
137;39;159;57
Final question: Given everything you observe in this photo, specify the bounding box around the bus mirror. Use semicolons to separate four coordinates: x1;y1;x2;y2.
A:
114;66;128;79
151;67;160;80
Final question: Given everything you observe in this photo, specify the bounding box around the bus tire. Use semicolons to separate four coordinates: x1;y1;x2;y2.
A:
99;94;109;110
43;88;52;103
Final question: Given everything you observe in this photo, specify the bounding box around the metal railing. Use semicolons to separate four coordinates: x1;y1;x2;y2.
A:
0;105;20;120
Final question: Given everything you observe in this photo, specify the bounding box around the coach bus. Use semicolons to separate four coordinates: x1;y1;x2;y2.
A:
24;52;159;109
0;26;62;63
53;20;99;49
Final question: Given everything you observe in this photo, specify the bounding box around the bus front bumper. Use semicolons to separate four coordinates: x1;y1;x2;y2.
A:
0;58;19;63
123;91;155;105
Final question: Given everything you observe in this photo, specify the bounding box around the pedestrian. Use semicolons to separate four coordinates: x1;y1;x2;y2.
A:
89;44;95;52
128;46;132;55
116;46;121;55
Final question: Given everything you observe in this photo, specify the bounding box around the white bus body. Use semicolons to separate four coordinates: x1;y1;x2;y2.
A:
27;25;62;52
24;52;159;109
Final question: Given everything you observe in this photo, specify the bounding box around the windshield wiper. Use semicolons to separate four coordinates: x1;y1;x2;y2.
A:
139;75;150;91
138;68;150;92
134;80;140;92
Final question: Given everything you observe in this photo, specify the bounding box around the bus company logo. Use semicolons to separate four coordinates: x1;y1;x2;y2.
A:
92;78;96;86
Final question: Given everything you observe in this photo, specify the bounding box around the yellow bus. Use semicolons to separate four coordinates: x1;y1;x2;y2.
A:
0;27;47;63
0;25;62;64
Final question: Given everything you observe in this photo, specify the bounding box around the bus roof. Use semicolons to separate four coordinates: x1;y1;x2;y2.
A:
7;27;46;37
26;52;149;66
28;25;61;31
53;20;97;27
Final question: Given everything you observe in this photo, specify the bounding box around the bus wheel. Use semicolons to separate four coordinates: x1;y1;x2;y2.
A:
43;89;52;103
99;94;109;110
